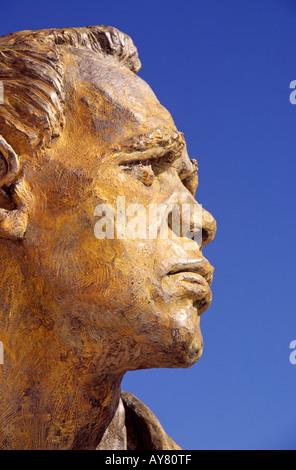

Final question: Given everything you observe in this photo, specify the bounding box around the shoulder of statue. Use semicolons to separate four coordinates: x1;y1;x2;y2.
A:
120;391;181;451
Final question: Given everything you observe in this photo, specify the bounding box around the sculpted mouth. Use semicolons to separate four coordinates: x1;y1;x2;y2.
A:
167;259;214;286
166;259;214;314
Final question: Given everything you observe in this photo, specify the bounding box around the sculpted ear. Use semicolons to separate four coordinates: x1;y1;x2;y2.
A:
0;136;32;239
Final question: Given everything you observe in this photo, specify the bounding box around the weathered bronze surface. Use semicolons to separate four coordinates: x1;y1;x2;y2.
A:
0;26;216;450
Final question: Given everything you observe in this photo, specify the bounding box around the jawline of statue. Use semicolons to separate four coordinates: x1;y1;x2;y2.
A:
0;26;216;450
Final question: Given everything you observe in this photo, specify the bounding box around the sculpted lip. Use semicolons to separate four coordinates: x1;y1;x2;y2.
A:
167;258;214;287
165;259;214;314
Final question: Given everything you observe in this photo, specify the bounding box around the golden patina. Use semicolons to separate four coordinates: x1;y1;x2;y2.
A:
0;26;216;450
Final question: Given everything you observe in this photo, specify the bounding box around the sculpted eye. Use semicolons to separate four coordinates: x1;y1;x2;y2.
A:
120;152;176;187
120;162;155;186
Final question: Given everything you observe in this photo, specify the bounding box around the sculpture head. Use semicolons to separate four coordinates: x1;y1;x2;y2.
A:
0;26;216;376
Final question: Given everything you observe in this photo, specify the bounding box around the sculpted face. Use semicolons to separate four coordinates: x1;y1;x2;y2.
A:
21;49;216;371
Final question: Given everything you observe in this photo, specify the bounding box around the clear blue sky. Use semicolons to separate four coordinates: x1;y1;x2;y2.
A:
1;0;295;450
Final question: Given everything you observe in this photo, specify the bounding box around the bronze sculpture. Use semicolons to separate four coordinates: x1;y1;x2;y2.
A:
0;26;216;450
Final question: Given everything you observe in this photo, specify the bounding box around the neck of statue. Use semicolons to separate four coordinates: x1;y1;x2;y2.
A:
0;327;124;449
0;257;124;450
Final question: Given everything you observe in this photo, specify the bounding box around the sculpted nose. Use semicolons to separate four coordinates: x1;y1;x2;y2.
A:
201;208;216;248
182;204;216;249
169;194;216;249
161;174;216;248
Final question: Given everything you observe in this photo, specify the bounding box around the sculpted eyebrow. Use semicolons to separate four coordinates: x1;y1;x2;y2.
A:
110;130;185;160
118;137;185;165
118;147;179;167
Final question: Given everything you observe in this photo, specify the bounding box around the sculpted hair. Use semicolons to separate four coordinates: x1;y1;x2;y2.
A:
0;26;141;152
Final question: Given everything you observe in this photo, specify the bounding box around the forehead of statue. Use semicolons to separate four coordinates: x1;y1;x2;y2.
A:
67;50;177;145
